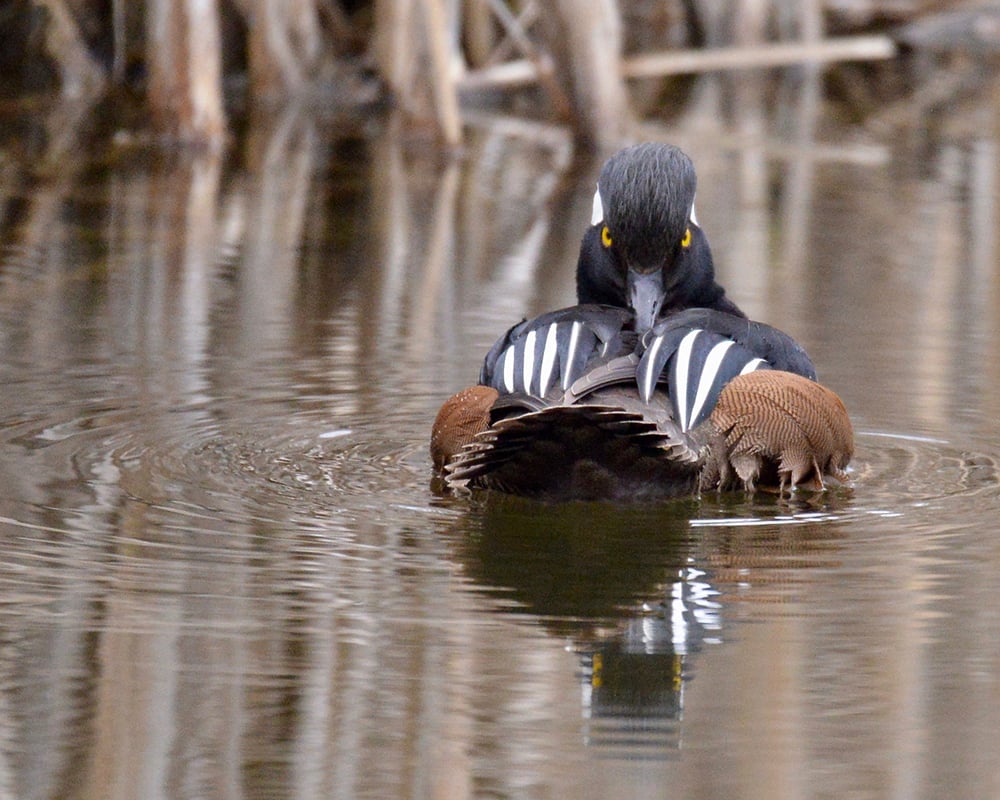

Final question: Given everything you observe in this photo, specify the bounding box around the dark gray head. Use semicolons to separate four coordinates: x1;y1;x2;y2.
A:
594;143;698;274
585;143;712;331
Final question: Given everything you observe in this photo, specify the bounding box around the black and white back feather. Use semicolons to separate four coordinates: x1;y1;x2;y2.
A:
448;305;816;499
479;305;637;405
637;308;816;430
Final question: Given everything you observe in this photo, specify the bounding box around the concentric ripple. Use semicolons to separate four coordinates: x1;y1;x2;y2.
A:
116;420;432;523
1;397;435;534
688;429;1000;536
7;399;1000;535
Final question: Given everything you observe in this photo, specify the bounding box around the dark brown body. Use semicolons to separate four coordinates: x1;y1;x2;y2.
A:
431;370;853;499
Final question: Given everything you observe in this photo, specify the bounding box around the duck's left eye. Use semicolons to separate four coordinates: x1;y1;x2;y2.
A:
601;225;613;248
680;227;692;248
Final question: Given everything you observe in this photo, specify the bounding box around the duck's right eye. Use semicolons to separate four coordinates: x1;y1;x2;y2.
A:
601;225;613;248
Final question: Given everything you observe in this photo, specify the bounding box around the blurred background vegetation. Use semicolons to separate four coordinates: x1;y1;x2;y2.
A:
2;0;999;150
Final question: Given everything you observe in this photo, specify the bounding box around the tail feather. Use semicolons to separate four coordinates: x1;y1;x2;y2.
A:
445;403;707;499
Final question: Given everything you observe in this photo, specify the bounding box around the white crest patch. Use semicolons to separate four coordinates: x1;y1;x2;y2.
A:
689;198;699;227
591;185;604;226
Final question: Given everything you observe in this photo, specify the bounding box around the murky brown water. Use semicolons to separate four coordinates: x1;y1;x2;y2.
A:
2;70;1000;799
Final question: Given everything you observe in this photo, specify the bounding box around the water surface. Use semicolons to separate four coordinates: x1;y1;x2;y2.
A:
1;76;1000;799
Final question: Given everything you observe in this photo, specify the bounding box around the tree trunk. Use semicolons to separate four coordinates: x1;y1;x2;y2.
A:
238;0;324;98
463;0;496;68
374;0;423;114
33;0;106;98
373;0;461;145
146;0;227;145
542;0;632;150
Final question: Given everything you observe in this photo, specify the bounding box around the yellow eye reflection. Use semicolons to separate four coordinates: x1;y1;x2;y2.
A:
681;227;692;248
601;225;613;248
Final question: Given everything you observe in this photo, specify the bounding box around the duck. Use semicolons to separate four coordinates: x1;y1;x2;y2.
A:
431;144;854;501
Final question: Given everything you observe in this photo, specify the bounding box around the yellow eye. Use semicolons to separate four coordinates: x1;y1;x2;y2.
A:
601;225;613;248
681;227;692;248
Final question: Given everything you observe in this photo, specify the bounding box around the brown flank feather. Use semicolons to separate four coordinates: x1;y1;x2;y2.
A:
708;370;854;492
430;385;498;471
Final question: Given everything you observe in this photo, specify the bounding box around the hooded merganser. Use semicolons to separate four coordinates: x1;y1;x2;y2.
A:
432;305;852;500
431;144;853;500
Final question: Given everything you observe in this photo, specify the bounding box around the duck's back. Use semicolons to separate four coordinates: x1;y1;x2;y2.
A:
440;305;814;499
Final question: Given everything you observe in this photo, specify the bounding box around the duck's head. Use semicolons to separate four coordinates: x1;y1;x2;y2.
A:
577;143;735;331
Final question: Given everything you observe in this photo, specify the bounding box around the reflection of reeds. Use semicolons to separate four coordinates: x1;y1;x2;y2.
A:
2;67;1000;800
3;60;999;430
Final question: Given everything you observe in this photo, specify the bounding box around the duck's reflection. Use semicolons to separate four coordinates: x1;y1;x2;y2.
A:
578;564;722;754
453;494;847;756
452;498;710;753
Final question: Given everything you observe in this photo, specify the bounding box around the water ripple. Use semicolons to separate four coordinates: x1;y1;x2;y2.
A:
687;429;1000;537
1;398;434;533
